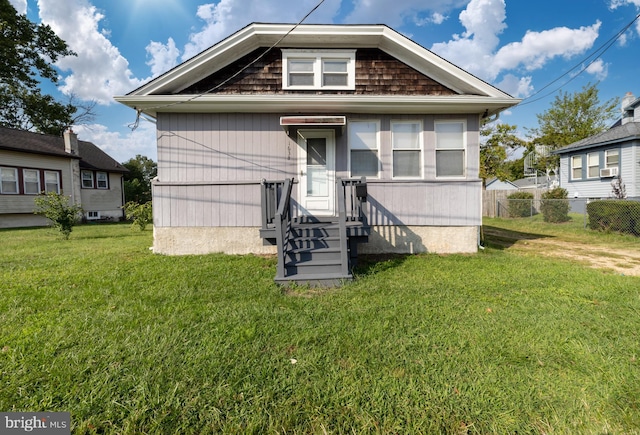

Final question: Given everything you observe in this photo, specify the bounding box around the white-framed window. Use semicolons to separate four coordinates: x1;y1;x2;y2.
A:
44;171;60;194
23;169;41;194
96;172;108;189
0;167;19;194
571;155;582;180
82;170;94;188
587;152;599;178
282;49;356;90
86;211;100;220
348;120;380;177
391;120;422;178
605;149;619;169
435;121;466;177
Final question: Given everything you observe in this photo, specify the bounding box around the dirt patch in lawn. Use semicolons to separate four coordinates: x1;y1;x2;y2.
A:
484;226;640;277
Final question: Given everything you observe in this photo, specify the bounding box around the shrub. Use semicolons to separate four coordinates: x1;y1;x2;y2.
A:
34;192;83;239
587;200;640;236
540;187;570;223
123;201;153;231
506;191;534;218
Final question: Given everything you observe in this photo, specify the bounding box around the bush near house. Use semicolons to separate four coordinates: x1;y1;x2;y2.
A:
507;191;534;217
34;192;83;239
123;201;153;230
540;188;570;223
587;200;640;236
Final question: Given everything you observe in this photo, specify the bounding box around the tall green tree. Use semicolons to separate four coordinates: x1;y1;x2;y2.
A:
480;123;527;186
0;0;76;135
122;155;157;204
529;83;619;149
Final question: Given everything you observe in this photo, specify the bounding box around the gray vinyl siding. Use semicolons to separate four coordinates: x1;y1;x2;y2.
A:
154;112;482;228
0;150;73;214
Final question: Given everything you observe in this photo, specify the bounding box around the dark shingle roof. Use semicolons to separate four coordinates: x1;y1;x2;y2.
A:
0;126;127;173
553;122;640;154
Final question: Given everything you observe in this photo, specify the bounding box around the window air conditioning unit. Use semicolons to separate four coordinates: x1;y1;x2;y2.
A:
600;167;618;178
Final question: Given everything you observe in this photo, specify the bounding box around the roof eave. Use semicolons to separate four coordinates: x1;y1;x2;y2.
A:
114;94;520;118
553;135;640;154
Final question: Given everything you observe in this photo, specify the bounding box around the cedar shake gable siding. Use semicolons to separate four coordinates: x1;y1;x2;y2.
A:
180;48;456;96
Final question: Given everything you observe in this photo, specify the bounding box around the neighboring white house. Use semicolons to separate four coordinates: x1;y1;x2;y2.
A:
554;92;640;200
0;127;128;228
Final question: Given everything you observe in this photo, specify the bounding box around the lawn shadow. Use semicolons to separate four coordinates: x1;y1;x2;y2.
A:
482;225;553;250
352;253;412;278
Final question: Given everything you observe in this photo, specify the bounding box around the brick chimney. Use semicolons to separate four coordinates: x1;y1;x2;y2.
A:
63;128;79;155
622;92;636;125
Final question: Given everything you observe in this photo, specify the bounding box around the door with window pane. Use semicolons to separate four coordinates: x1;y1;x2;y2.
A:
298;130;335;216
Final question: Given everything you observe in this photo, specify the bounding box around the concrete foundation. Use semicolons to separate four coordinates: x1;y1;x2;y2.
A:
152;225;478;256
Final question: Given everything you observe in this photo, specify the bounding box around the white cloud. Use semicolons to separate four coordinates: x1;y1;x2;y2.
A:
495;74;533;98
73;121;158;163
585;58;609;81
8;0;26;14
36;0;146;105
344;0;466;27
431;0;601;87
493;22;601;74
180;0;342;61
609;0;640;9
146;38;180;78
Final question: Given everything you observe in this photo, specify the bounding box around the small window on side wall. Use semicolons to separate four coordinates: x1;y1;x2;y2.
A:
96;172;108;189
0;167;19;194
571;155;582;180
282;49;356;90
587;153;599;178
23;169;41;194
82;170;94;188
435;121;465;177
605;149;619;169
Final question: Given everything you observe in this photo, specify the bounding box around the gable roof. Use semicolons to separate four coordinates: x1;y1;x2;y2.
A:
553;122;640;154
0;126;128;173
115;23;520;118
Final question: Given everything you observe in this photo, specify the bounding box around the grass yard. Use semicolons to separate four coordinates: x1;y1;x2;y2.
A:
1;222;640;433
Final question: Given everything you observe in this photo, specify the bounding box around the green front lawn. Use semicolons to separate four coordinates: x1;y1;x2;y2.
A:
1;223;639;433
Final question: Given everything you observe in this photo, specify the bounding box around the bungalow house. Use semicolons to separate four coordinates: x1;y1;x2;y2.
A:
115;23;520;285
0;127;128;228
554;92;640;200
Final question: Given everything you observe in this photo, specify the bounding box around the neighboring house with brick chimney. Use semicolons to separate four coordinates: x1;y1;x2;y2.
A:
0;126;128;228
554;92;640;200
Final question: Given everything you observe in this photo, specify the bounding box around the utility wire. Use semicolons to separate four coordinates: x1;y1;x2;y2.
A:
517;12;640;107
129;0;326;130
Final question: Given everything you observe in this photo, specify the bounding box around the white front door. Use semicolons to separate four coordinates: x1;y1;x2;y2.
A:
298;130;336;216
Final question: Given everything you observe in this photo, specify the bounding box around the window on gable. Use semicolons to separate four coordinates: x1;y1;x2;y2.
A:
571;155;582;180
392;121;422;178
587;152;599;178
605;149;619;168
44;171;60;194
0;167;18;194
23;169;41;194
82;170;94;188
348;120;379;177
282;49;356;90
96;172;108;189
435;121;466;177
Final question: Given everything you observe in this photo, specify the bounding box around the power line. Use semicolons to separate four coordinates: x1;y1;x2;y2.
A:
130;0;327;130
517;12;640;107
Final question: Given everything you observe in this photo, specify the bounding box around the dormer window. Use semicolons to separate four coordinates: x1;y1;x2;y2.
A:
282;49;356;90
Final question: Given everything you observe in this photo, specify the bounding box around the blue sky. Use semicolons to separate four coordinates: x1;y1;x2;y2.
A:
9;0;640;163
